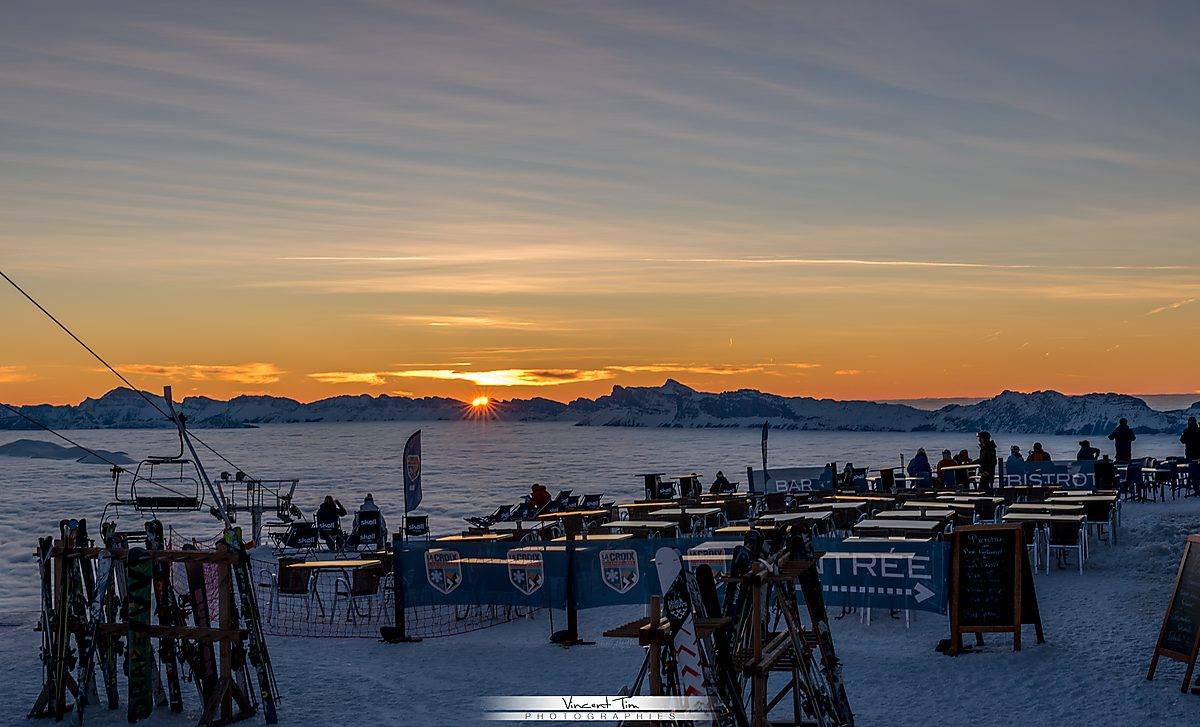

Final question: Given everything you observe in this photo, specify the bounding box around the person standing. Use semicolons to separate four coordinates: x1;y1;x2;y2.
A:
1181;416;1200;461
1108;418;1136;462
977;431;997;491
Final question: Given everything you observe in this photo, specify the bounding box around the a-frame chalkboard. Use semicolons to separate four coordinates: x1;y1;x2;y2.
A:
949;524;1044;655
1147;535;1200;693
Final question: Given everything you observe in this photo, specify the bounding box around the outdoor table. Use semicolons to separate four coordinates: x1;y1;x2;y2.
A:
649;506;725;534
598;520;680;537
876;508;954;520
842;535;935;544
551;533;633;542
487;520;532;532
616;501;678;518
753;511;833;534
435;533;512;543
851;518;945;538
537;508;611;536
1047;496;1120;543
286;559;382;570
1006;503;1085;515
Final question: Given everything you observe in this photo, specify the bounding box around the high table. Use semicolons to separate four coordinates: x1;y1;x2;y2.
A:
851;518;946;539
598;520;680;538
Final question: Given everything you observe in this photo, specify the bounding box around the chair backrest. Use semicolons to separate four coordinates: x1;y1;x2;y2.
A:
277;557;311;594
719;480;738;493
404;515;429;537
1094;460;1116;488
316;517;340;534
1048;521;1081;546
879;469;896;492
764;492;788;513
553;489;573;505
350;568;382;597
581;494;602;509
655;479;677;499
566;495;582;508
351;511;384;548
283;522;319;549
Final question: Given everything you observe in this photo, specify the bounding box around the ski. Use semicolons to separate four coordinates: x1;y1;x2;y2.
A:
53;519;79;720
695;564;749;727
181;543;219;705
72;519;101;706
144;521;184;713
126;547;155;722
28;536;59;719
786;527;853;726
99;523;122;710
72;547;115;726
223;528;278;724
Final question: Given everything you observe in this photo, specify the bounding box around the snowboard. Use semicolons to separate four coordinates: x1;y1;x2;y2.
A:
144;521;184;713
126;547;154;722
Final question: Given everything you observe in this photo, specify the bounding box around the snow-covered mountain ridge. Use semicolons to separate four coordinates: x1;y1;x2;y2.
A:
2;382;1197;434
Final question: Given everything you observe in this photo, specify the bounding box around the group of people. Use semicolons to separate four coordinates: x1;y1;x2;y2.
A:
314;493;387;550
903;416;1200;492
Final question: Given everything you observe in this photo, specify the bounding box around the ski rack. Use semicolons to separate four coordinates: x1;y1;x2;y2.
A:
606;525;855;727
28;528;277;726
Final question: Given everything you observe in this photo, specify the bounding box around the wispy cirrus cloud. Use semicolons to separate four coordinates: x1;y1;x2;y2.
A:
1148;297;1198;315
0;365;38;383
119;362;284;384
606;363;766;375
308;371;389;385
369;314;536;329
308;368;616;387
834;369;863;376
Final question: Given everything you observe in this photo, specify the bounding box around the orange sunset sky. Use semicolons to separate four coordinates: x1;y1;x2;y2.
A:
3;2;1199;406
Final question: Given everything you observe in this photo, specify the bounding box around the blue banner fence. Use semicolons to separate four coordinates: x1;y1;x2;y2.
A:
398;536;950;617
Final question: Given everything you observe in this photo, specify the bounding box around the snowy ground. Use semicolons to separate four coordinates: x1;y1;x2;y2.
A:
3;497;1199;726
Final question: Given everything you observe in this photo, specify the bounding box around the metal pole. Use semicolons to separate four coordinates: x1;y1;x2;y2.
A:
163;386;231;530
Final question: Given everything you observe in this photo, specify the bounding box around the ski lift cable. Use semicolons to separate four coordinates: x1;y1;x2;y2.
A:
1;267;259;482
0;400;193;499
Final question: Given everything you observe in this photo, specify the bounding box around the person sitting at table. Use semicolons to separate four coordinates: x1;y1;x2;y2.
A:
953;449;972;467
529;483;552;509
1006;445;1026;473
936;449;956;479
1076;440;1100;461
315;495;347;550
1181;416;1200;461
1108;418;1136;462
1027;442;1052;462
906;448;932;485
709;470;732;493
351;493;387;547
977;432;997;492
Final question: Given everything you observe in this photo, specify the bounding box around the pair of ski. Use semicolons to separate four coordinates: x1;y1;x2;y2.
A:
655;546;748;727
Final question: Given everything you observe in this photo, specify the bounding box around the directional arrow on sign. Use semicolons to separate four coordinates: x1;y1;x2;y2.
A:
913;582;935;603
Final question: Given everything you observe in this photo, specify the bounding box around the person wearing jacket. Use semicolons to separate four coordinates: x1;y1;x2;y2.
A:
529;483;552;509
1006;445;1026;474
977;431;997;491
906;448;933;486
1027;442;1052;462
936;449;956;479
315;495;347;550
1181;416;1200;460
1076;440;1100;461
1108;418;1136;462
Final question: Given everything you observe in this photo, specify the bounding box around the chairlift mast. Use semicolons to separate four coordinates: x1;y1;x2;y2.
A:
162;386;232;530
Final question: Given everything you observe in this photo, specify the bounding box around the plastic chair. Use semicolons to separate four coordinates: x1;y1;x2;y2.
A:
331;567;383;623
1047;520;1086;573
265;556;325;623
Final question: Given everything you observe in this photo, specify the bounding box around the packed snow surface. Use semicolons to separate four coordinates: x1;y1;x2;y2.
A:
0;422;1198;726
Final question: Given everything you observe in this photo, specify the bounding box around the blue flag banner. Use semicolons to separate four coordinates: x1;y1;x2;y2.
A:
1000;459;1095;489
397;535;950;615
748;465;835;494
403;430;422;512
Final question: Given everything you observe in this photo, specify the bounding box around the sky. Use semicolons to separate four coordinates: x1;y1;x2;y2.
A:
2;1;1199;405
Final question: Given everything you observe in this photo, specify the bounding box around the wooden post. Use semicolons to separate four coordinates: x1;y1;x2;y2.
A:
647;596;662;696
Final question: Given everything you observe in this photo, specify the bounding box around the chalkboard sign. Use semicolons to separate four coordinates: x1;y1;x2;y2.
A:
956;528;1017;627
1147;535;1200;693
949;524;1044;655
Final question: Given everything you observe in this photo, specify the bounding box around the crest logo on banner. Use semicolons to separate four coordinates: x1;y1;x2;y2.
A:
599;549;640;594
406;454;421;483
425;549;462;595
507;551;545;595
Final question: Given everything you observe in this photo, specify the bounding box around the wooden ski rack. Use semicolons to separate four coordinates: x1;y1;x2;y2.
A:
29;530;273;727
